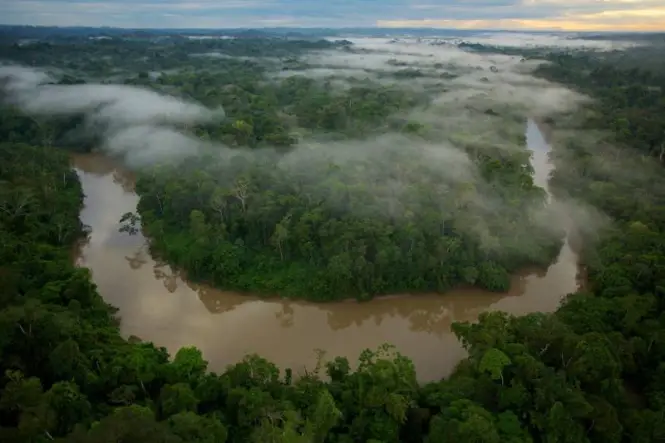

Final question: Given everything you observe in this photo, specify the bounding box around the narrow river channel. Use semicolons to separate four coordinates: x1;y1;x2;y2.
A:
73;119;581;382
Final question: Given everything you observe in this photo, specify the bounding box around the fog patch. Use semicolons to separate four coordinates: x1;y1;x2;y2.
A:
276;38;589;120
537;114;658;248
0;64;225;167
552;198;610;242
550;119;665;201
458;32;643;51
103;125;209;168
1;60;593;258
190;52;279;63
168;131;566;256
275;67;376;81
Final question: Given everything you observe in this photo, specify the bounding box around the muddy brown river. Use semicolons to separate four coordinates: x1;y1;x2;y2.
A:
73;119;581;381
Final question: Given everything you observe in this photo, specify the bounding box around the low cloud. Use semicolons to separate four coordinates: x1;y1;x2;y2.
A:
274;36;610;245
0;63;225;166
292;37;588;118
0;33;607;257
1;66;224;126
459;32;643;50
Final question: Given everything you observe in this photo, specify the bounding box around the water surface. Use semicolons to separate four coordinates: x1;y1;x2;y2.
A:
73;119;580;381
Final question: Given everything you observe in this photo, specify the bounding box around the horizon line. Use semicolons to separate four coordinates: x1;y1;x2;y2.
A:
1;24;663;34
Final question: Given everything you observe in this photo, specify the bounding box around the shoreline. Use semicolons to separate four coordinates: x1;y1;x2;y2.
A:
72;116;584;305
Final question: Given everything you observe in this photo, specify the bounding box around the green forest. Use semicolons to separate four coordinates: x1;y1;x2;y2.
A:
1;29;665;442
132;137;557;299
1;33;564;300
130;47;561;300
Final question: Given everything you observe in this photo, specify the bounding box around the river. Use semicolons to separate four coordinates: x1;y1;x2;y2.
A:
72;119;581;382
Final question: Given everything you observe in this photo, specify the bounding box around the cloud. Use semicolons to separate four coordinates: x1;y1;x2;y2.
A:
0;0;663;30
2;30;617;287
268;36;602;250
0;64;225;166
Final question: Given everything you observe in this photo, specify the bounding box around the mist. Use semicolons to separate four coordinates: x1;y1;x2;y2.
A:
0;34;609;257
271;36;614;251
296;38;587;113
0;64;225;166
458;32;643;51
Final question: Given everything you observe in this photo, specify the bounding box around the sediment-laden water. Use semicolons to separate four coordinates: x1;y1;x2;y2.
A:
73;119;580;381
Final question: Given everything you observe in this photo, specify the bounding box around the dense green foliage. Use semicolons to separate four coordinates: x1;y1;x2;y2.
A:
536;53;665;161
2;29;665;442
133;137;557;299
1;34;562;300
124;44;560;300
0;34;425;148
0;142;422;443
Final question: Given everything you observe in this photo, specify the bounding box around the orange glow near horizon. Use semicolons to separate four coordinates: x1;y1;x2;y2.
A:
377;6;665;32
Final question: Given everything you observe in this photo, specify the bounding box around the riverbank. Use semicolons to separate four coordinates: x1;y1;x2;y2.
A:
1;112;657;442
71;119;581;381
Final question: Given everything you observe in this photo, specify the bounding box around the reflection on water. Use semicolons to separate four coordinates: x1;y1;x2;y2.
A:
72;120;580;382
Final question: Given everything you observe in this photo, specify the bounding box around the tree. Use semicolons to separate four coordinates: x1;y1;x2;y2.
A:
478;348;511;385
168;411;228;443
159;383;199;418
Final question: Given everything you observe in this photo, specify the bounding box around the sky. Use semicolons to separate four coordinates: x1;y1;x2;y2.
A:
1;0;664;32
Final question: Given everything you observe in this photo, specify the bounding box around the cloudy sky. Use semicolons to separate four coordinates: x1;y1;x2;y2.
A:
1;0;663;31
